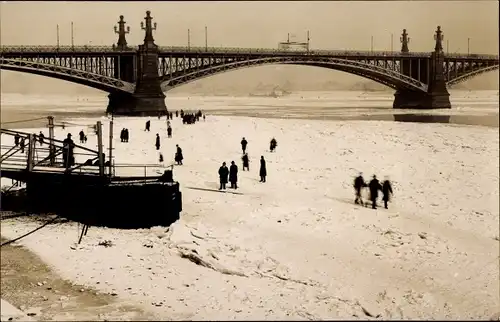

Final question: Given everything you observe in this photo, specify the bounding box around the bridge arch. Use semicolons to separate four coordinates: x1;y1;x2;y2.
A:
0;58;135;94
447;65;499;87
161;56;428;92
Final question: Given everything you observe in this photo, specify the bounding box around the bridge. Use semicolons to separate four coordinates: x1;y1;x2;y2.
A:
1;11;498;116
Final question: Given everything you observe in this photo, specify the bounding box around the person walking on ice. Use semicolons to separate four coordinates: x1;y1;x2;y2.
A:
353;172;367;206
242;153;249;171
241;137;248;154
229;161;238;189
368;175;383;209
155;134;161;150
175;144;184;165
382;177;393;209
259;156;267;183
218;162;229;190
270;137;277;152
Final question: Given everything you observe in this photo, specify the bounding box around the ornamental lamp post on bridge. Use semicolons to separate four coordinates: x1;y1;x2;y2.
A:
141;12;158;46
434;26;444;53
400;29;410;53
114;15;130;50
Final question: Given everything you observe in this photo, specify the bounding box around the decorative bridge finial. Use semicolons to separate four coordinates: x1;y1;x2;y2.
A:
113;15;130;50
434;26;444;53
400;28;410;53
140;10;157;45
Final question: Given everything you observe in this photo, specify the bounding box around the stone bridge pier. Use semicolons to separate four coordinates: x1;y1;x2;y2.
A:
107;11;167;116
393;26;451;109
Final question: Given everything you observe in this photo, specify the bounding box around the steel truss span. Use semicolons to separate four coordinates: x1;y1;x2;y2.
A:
444;61;499;86
158;56;427;92
447;65;499;87
0;58;135;93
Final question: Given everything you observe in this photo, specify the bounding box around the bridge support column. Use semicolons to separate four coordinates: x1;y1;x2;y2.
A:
106;92;167;116
393;89;428;109
107;11;168;117
393;25;451;109
392;87;450;109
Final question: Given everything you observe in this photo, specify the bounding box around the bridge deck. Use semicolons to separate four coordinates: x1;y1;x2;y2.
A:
0;45;498;60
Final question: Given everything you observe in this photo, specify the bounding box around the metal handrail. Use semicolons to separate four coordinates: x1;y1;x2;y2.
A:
0;45;498;60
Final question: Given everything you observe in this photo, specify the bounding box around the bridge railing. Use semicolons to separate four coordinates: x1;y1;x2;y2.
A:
0;45;498;60
0;45;137;53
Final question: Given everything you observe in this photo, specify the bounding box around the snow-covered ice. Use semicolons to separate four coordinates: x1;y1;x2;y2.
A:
1;114;498;320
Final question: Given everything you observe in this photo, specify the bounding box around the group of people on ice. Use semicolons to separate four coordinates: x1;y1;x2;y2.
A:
353;173;393;210
182;110;205;124
218;155;267;191
119;128;130;142
217;137;276;190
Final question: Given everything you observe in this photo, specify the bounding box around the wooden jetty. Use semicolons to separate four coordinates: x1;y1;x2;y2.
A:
0;117;182;229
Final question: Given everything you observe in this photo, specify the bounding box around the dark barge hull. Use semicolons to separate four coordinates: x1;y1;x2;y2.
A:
1;170;182;229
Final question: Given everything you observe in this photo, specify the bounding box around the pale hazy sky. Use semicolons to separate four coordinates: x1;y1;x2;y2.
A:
1;1;498;94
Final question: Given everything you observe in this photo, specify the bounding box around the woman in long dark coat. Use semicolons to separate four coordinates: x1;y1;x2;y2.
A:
259;156;267;183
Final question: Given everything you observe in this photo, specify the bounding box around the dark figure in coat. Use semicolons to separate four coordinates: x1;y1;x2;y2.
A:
242;153;249;171
19;137;25;153
79;130;85;144
169;112;173;119
159;153;164;163
175;144;183;165
229;161;238;189
180;110;184;118
155;134;160;150
203;114;206;121
259;156;267;182
83;135;87;143
120;128;125;142
353;172;368;206
175;110;179;118
167;126;172;138
124;128;129;142
382;178;393;209
368;175;383;209
270;138;277;152
218;162;229;190
14;133;20;146
241;137;248;154
62;133;75;168
145;120;151;132
38;131;45;146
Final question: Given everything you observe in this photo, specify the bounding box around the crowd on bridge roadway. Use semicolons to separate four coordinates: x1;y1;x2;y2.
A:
11;110;394;209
